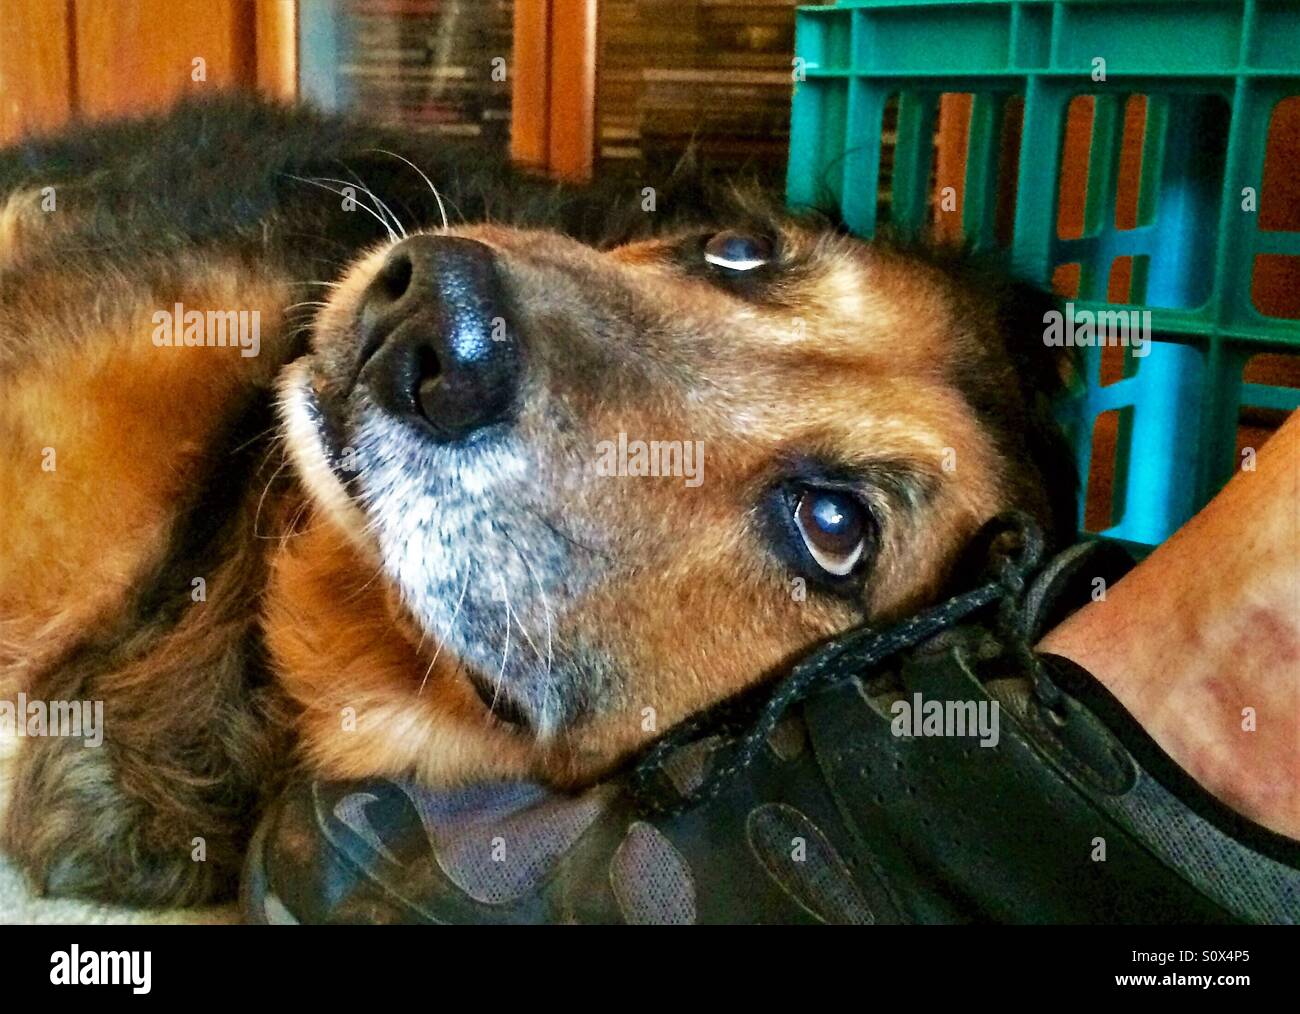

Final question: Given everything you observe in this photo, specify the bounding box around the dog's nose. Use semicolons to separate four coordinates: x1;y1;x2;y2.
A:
355;235;521;441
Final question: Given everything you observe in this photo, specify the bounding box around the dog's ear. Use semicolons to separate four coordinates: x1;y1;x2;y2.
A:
574;142;722;247
997;277;1077;402
994;277;1081;546
941;273;1081;593
667;141;704;184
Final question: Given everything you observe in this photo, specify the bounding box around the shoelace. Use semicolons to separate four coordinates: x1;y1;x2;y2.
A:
630;510;1047;817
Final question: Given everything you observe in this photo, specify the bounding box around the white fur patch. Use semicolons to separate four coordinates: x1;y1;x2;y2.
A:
277;362;371;548
279;369;607;736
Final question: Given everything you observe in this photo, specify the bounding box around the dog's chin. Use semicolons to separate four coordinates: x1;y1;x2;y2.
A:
274;361;559;733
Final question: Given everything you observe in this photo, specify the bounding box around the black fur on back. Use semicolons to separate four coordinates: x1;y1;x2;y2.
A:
0;95;709;278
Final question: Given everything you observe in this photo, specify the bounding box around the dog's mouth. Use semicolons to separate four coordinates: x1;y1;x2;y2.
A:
464;671;532;730
277;361;369;532
278;348;602;740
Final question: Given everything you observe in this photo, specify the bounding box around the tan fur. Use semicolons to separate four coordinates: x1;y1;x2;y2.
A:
0;189;47;271
0;260;290;693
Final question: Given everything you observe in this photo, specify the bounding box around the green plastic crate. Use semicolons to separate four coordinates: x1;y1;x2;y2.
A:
787;0;1300;545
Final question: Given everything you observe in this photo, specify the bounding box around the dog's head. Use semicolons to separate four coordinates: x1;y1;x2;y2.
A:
276;191;1074;785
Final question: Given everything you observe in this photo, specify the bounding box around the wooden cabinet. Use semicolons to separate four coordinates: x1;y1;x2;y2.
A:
0;0;294;144
0;0;76;144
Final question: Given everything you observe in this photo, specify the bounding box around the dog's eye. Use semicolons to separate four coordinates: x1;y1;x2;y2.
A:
704;230;773;272
793;489;868;576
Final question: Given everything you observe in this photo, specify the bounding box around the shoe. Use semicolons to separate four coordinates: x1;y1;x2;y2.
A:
242;521;1300;924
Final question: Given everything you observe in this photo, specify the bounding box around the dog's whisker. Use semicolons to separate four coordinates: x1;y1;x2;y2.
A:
229;423;285;456
336;164;409;240
349;550;395;598
283;174;398;242
418;569;470;697
271;497;314;544
364;148;449;231
521;503;608;562
313;173;408;241
489;573;512;718
252;456;294;540
502;527;555;681
507;585;544;663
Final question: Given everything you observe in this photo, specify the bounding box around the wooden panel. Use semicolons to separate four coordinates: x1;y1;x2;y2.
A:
547;0;596;181
510;0;550;169
74;0;256;119
0;0;76;144
255;0;297;100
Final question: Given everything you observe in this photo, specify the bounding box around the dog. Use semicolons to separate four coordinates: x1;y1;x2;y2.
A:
0;97;1075;905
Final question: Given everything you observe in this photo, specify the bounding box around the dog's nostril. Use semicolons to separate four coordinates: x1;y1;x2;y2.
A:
414;344;442;418
352;249;416;382
376;248;414;304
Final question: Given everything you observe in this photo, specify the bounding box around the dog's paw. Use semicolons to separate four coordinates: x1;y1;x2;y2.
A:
3;734;249;907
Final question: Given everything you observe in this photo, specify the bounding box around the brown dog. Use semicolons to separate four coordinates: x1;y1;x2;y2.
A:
0;98;1074;904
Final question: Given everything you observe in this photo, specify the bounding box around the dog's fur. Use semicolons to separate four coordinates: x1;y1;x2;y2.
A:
0;97;1074;905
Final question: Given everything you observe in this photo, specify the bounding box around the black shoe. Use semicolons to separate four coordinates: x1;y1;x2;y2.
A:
242;522;1300;924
